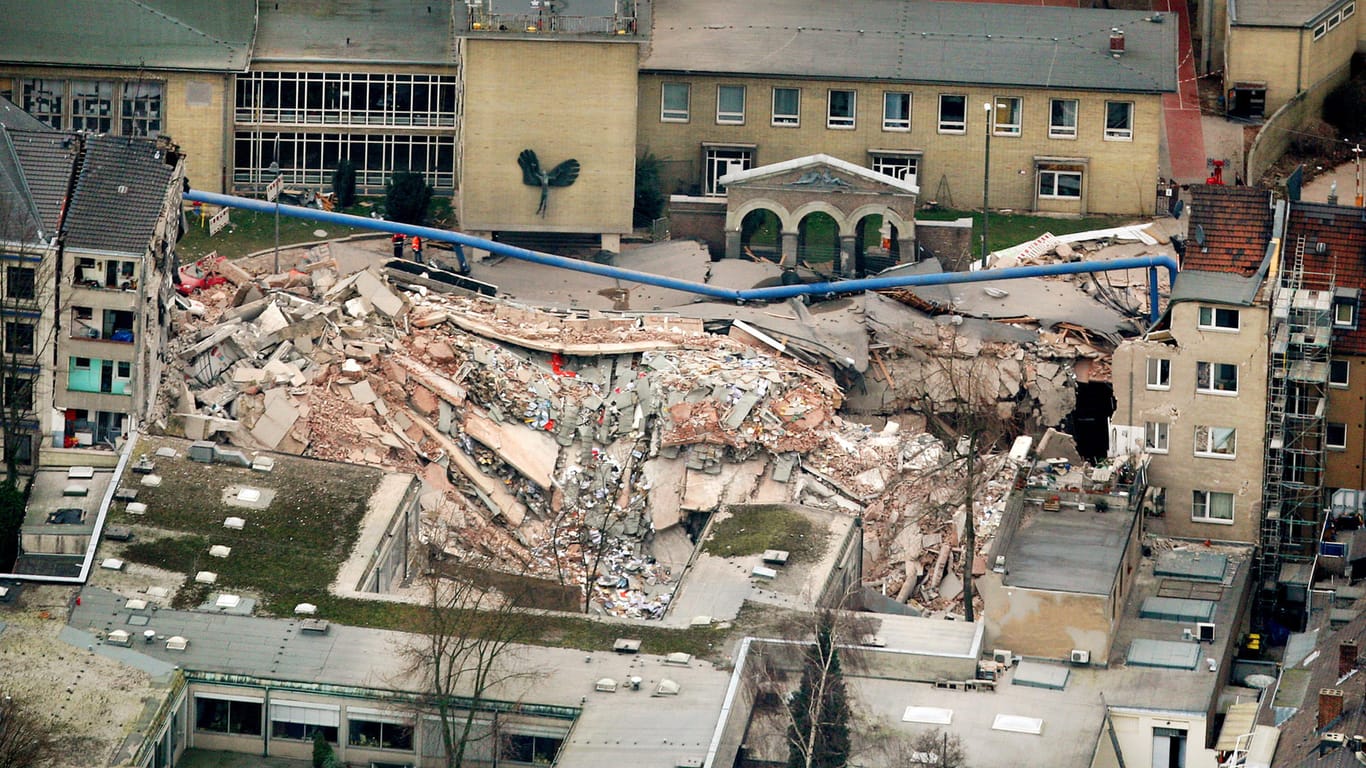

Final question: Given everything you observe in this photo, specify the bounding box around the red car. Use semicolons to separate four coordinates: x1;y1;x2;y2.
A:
177;255;228;296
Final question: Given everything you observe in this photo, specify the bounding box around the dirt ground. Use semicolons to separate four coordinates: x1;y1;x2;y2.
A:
0;585;166;768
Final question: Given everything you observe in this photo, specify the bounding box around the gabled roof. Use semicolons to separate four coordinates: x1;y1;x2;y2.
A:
1182;186;1275;276
0;0;255;71
717;153;920;194
644;0;1177;94
0;127;79;243
1267;608;1366;767
1285;201;1366;356
63;135;177;255
0;95;50;132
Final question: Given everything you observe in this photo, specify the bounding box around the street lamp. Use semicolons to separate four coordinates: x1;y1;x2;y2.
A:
982;102;992;268
268;161;281;274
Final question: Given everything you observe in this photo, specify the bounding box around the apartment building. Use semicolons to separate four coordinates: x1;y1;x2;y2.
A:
0;121;184;462
1111;187;1276;545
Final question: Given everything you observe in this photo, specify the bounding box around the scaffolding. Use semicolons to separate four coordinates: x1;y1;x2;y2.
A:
1258;235;1334;616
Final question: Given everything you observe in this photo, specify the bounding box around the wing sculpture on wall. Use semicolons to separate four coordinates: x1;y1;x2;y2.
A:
518;149;580;216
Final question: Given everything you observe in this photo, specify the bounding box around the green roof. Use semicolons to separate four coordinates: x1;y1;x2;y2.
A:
0;0;255;71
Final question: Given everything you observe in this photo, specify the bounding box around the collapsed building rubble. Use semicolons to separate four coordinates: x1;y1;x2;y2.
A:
158;230;1166;619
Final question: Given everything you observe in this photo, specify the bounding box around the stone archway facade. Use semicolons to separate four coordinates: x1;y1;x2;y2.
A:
719;154;917;274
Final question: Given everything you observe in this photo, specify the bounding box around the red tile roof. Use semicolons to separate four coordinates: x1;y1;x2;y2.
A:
1183;186;1275;276
1285;202;1366;356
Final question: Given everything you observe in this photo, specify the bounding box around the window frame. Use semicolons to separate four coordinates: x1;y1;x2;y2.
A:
1144;421;1169;453
1146;358;1171;390
1104;101;1134;141
869;152;920;185
1192;490;1235;524
702;145;754;196
1193;425;1237;459
5;266;35;300
1049;98;1078;139
194;695;263;736
1038;169;1083;199
1328;422;1348;450
1197;305;1241;331
1330;359;1350;388
660;82;690;123
992;96;1022;137
771;87;800;127
938;94;967;134
1195;361;1239;395
348;717;415;752
827;89;856;129
716;84;746;125
1335;301;1357;328
4;321;35;356
882;92;911;132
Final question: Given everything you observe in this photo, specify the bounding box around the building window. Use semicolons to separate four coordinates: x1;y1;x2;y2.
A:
1196;361;1238;395
195;696;263;736
233;131;456;192
992;96;1022;136
500;733;565;765
1197;306;1240;331
1105;101;1134;141
5;267;35;300
1144;421;1169;453
1193;426;1236;458
827;89;856;129
660;83;690;122
1192;490;1234;523
1038;167;1083;199
3;377;32;411
883;92;911;131
235;71;458;128
349;716;414;751
703;146;753;196
1049;99;1078;138
869;153;919;186
21;79;64;128
772;87;800;126
1331;359;1350;387
716;85;745;125
70;80;114;133
120;82;162;137
1346;3;1357;20
938;94;966;133
1315;21;1329;39
1146;358;1171;389
270;701;339;743
4;322;35;356
1328;422;1348;450
1335;301;1357;327
1329;10;1343;30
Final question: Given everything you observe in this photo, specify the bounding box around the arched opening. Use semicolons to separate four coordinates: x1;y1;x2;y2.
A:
853;214;901;276
797;211;839;272
739;208;782;261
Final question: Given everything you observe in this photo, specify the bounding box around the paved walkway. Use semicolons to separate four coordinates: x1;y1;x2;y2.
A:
1156;0;1207;184
1300;158;1366;205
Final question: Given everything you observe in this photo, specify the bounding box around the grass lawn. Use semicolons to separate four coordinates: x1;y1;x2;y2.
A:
703;505;827;563
917;208;1135;255
116;436;728;658
178;196;456;262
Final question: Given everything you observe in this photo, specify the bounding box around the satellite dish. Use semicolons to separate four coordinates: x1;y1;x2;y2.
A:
1193;223;1206;247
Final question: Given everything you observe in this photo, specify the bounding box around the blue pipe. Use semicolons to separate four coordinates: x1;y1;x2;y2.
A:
184;189;1176;323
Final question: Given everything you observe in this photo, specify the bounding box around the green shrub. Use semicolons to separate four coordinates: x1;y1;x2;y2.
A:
331;159;357;209
633;152;666;226
385;171;433;225
1324;78;1366;136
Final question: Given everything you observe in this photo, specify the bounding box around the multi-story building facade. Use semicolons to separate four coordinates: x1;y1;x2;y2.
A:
1111;187;1277;545
0;120;184;462
638;0;1175;218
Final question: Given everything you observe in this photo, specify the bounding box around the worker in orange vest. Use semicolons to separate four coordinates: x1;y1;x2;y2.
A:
411;235;423;264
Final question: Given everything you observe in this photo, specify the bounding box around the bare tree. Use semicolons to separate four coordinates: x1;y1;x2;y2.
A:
784;609;852;768
400;550;540;768
0;695;58;768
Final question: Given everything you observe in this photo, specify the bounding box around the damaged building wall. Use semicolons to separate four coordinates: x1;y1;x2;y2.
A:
1111;301;1268;544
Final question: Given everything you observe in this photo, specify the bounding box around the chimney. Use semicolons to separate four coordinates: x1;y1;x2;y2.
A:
1321;688;1345;729
1109;28;1126;57
1342;640;1359;679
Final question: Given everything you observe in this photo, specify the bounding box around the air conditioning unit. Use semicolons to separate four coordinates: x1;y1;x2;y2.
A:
993;649;1013;666
1070;649;1090;665
1196;622;1216;643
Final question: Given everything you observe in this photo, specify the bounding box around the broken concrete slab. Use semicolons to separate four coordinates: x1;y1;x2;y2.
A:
462;407;559;489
